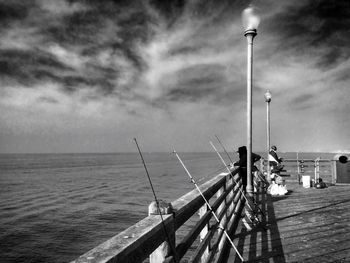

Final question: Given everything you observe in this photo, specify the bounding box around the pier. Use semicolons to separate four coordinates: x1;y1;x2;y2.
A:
229;180;350;262
71;157;350;263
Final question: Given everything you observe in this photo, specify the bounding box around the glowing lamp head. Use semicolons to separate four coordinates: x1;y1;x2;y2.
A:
264;89;272;102
242;5;260;33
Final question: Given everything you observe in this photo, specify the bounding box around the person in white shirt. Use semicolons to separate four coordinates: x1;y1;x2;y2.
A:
269;145;283;171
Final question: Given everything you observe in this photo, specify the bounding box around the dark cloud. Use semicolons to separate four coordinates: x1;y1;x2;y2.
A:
110;43;145;71
334;67;350;82
291;93;314;110
166;83;216;102
149;0;185;22
44;11;103;45
0;48;71;86
0;0;245;103
0;48;120;97
164;64;226;102
148;0;244;30
265;0;350;68
1;0;349;106
0;1;32;25
37;96;59;104
162;63;246;106
0;1;145;92
33;68;118;97
60;1;151;45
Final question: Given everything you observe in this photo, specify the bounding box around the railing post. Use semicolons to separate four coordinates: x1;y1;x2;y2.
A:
313;159;316;186
331;160;337;185
227;174;235;221
198;204;209;263
297;162;300;182
299;160;304;184
148;200;175;263
314;158;320;183
216;183;226;254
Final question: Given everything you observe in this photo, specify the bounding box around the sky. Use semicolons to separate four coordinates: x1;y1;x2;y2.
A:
0;0;349;153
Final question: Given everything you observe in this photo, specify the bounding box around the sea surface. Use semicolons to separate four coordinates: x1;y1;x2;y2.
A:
0;152;335;263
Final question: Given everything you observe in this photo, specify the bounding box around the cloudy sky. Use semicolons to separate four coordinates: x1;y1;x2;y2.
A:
0;0;349;153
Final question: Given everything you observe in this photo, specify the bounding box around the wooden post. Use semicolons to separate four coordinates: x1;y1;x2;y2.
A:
227;174;235;220
297;153;300;182
198;204;209;263
216;184;227;255
148;200;175;263
313;159;316;186
331;160;337;185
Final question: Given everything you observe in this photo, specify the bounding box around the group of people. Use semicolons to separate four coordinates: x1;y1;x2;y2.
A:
233;145;287;195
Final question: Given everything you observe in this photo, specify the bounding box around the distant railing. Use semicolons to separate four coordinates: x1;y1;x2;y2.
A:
71;168;245;263
260;158;335;185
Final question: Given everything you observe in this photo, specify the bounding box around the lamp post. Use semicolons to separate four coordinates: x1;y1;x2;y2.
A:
242;5;260;197
265;89;272;181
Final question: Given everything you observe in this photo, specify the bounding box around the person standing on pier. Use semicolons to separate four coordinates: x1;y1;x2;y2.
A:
269;145;283;171
234;146;261;192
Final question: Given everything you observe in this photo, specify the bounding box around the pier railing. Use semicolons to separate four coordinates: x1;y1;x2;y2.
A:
284;158;334;184
71;168;245;263
260;158;335;185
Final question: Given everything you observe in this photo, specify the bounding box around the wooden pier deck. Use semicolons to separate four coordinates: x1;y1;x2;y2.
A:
229;181;350;263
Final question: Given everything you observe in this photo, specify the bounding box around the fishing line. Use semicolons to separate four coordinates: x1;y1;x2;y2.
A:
209;141;266;227
134;138;179;263
173;150;245;262
215;134;235;165
197;165;228;183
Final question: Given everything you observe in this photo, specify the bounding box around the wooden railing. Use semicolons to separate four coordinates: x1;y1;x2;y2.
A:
260;158;335;185
280;159;334;184
71;168;245;263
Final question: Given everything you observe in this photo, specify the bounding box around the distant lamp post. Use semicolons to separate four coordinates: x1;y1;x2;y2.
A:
242;5;260;197
264;89;272;181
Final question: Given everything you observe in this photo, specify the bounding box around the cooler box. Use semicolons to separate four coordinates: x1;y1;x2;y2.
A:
302;175;310;188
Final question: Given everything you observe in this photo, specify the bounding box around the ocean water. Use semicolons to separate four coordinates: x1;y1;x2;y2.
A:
0;152;229;263
0;151;335;263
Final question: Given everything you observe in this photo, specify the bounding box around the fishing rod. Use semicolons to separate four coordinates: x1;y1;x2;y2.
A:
173;150;245;262
134;138;179;263
209;141;266;226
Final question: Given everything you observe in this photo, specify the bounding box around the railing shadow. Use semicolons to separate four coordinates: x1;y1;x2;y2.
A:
275;198;350;222
232;187;287;263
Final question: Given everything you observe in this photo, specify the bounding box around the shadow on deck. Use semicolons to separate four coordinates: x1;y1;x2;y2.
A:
229;181;350;263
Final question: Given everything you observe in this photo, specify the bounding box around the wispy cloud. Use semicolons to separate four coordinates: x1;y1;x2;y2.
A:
0;0;349;152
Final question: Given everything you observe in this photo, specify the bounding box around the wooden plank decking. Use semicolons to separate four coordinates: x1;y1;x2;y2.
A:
229;180;350;263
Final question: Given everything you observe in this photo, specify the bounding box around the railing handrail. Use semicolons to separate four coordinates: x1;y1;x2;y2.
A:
283;158;331;162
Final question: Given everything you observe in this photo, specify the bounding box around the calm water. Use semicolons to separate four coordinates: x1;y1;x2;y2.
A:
0;152;334;263
0;152;229;263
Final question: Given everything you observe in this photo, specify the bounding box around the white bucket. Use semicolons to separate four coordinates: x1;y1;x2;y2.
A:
302;175;311;188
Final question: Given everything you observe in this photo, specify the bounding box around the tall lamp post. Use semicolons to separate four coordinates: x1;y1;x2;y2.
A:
265;89;272;181
242;5;260;197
